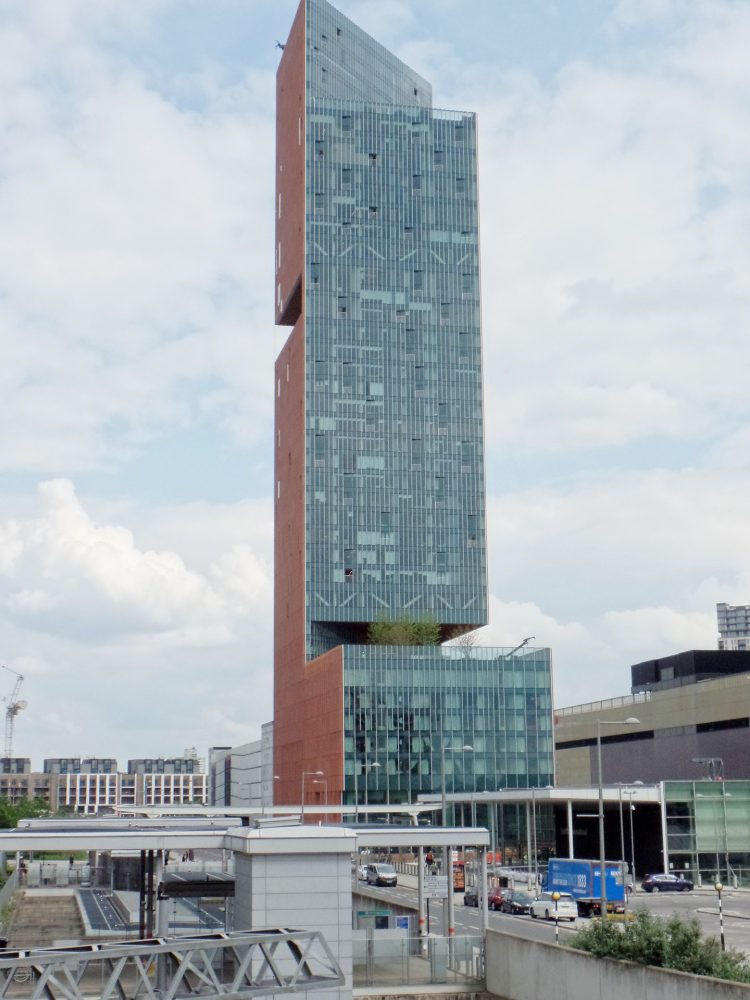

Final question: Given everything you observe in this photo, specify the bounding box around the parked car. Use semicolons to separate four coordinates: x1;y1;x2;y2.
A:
530;891;578;921
357;865;368;881
641;873;694;893
500;890;534;915
463;886;479;907
488;887;506;911
366;863;397;887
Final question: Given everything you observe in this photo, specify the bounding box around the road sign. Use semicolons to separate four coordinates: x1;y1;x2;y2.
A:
424;875;448;898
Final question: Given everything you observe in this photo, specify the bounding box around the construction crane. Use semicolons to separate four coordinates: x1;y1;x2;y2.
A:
1;665;27;759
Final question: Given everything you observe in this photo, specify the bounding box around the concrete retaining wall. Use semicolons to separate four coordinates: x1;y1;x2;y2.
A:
486;926;750;1000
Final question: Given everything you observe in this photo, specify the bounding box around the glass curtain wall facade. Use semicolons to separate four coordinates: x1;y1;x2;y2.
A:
344;645;553;805
665;780;750;885
273;0;553;809
304;1;486;655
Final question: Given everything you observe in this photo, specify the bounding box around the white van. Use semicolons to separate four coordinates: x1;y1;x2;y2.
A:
366;863;397;887
530;891;577;921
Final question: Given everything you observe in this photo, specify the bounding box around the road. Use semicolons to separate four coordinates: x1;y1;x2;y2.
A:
355;877;750;955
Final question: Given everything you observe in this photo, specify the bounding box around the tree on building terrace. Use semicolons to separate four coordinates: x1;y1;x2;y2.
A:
367;614;440;646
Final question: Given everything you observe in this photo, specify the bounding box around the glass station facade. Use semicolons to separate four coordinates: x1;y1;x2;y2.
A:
666;780;750;884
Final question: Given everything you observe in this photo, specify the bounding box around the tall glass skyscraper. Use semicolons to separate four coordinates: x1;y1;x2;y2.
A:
274;0;553;812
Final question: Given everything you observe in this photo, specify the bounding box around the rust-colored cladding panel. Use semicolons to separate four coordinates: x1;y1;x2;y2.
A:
273;324;345;810
275;0;305;327
273;0;344;813
273;320;306;803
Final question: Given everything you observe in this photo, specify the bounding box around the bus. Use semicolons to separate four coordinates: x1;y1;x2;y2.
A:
453;861;465;891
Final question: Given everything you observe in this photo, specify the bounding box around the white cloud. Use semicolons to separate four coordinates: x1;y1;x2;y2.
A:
0;479;271;643
489;468;750;617
0;479;273;761
3;0;750;765
468;6;750;457
482;461;750;705
480;596;715;709
43;713;84;740
0;2;278;473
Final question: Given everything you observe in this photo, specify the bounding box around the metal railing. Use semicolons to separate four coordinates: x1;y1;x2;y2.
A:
556;691;652;716
353;934;484;988
0;866;18;912
0;928;344;1000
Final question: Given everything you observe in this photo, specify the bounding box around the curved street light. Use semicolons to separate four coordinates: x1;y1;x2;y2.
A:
441;744;474;826
363;761;381;815
440;743;473;948
597;718;640;915
301;770;324;823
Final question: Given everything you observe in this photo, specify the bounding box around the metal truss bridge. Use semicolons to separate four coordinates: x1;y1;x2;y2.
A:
0;928;344;1000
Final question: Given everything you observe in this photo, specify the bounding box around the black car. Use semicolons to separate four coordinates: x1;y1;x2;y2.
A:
463;887;479;907
641;873;694;893
500;890;534;915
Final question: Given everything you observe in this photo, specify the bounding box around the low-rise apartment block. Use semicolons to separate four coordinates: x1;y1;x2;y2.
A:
0;755;206;814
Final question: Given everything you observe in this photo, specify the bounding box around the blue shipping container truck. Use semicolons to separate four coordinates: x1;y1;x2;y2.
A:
545;859;626;914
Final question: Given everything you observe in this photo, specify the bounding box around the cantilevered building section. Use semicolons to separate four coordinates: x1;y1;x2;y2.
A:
274;0;552;812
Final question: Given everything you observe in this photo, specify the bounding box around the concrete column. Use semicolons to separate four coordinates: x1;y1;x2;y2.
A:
152;852;165;938
480;846;488;936
443;845;454;938
156;853;170;996
417;845;426;944
525;801;532;882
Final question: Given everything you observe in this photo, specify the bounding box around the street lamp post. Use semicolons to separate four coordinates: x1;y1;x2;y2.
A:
597;718;640;917
440;743;473;947
313;778;328;823
301;770;324;824
552;890;561;945
363;761;381;817
441;744;473;826
696;790;732;884
617;784;626;903
353;760;358;822
721;782;731;885
268;774;280;812
692;758;729;884
715;882;726;951
619;787;637;882
353;759;380;822
531;787;538;888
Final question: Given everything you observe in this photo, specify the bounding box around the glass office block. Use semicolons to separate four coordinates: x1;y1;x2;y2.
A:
343;645;554;805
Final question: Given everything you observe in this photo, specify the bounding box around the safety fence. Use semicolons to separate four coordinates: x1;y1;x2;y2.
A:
353;933;484;988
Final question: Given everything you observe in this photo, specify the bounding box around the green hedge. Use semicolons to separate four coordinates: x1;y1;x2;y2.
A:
574;909;750;984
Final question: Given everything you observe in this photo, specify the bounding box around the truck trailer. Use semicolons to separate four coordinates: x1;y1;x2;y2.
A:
545;858;627;916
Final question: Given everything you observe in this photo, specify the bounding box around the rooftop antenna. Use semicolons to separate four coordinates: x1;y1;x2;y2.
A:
1;665;27;759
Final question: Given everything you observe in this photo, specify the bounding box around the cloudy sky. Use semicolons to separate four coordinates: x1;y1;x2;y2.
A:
1;0;749;765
